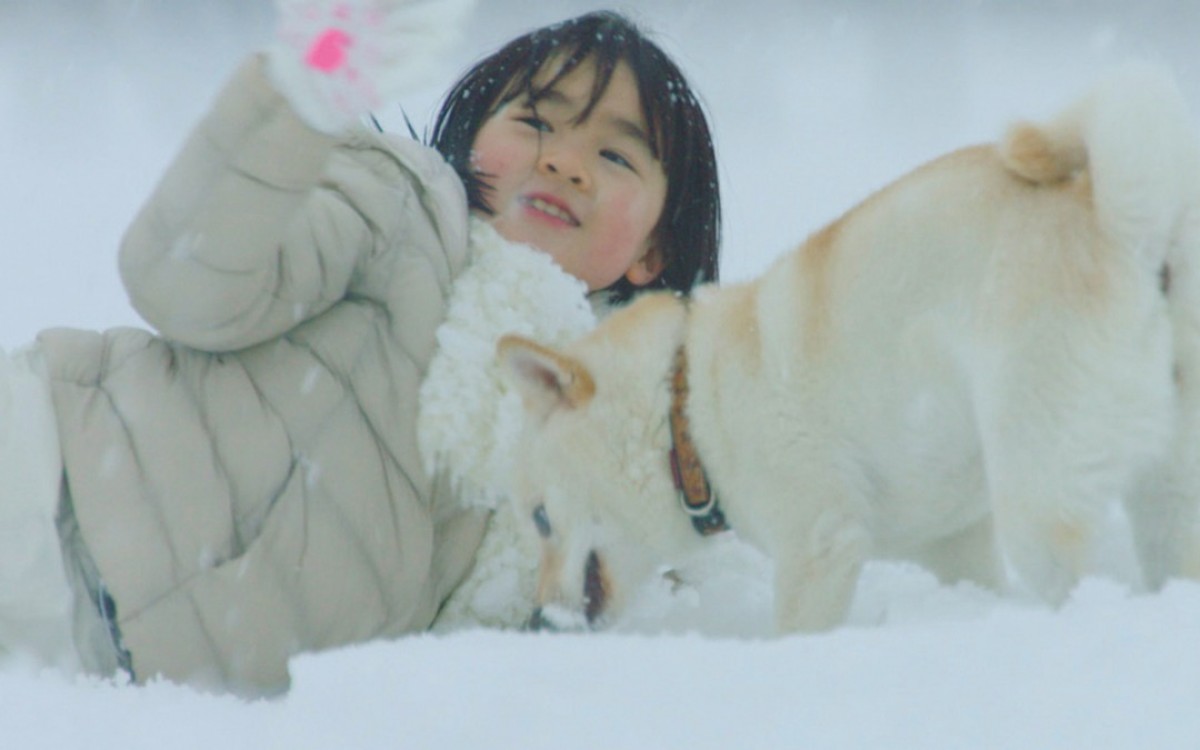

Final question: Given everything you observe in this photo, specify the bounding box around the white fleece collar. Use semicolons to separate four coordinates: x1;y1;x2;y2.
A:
419;219;602;630
417;219;598;511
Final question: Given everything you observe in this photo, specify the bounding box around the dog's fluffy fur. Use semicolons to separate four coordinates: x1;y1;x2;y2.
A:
500;64;1200;633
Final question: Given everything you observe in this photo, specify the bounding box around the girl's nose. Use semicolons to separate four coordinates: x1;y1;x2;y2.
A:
538;148;591;191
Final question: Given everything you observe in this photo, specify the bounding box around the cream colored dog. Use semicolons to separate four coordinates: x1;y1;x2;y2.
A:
500;65;1200;633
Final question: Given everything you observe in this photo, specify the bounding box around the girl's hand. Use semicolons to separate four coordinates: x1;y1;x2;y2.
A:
267;0;475;133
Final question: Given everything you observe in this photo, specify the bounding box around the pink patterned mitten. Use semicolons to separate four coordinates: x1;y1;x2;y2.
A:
267;0;474;133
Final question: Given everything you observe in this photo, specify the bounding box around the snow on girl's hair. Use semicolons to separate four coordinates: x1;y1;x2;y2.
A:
429;10;721;302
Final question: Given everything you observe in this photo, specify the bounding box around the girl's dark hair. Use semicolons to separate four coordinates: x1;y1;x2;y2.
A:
429;10;720;302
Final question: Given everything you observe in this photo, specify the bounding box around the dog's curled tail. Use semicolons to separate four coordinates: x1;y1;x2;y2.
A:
1000;62;1200;255
999;117;1087;185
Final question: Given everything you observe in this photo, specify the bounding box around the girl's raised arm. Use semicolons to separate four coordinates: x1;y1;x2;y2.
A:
118;0;473;352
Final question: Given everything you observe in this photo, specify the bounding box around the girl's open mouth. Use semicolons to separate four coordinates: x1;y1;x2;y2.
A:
522;195;580;227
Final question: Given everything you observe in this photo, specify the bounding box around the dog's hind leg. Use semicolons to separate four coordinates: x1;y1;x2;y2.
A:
1126;210;1200;589
1125;467;1200;589
979;343;1175;604
986;472;1106;604
974;353;1162;604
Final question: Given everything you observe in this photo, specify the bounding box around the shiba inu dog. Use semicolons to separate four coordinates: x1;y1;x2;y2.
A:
500;65;1200;633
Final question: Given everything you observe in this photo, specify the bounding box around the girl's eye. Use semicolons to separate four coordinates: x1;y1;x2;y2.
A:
517;116;551;133
600;149;635;171
532;504;552;538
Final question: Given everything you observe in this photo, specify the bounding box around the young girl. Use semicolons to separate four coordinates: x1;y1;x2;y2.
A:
1;0;720;696
417;4;722;630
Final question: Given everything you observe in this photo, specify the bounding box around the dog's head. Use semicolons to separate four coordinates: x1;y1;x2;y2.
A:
498;294;707;630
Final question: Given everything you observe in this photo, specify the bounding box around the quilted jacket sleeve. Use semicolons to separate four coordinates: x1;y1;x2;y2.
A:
118;54;467;352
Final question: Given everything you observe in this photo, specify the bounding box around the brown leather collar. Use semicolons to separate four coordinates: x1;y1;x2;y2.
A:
668;347;730;536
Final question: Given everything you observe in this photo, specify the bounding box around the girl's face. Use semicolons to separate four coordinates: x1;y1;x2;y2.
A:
470;58;668;291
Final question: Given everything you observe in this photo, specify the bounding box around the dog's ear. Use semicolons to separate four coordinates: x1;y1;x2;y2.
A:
498;335;596;422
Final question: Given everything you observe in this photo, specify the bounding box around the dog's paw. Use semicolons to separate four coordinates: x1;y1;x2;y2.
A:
526;604;589;633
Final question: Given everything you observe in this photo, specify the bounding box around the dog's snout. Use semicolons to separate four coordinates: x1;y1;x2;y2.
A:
583;550;607;625
525;551;608;631
526;607;556;632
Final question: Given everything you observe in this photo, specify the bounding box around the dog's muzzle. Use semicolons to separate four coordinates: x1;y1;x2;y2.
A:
525;607;557;632
526;550;608;632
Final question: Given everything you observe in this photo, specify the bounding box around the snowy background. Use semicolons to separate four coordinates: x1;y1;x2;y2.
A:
3;1;1200;747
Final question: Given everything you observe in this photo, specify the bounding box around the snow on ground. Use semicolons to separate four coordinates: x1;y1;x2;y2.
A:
2;1;1200;748
3;561;1200;749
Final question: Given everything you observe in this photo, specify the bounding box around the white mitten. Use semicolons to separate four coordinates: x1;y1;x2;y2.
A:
266;0;475;133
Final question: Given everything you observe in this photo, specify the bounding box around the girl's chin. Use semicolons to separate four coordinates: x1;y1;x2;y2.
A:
488;218;555;253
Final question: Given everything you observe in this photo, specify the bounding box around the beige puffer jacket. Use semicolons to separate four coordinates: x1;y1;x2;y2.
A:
35;55;487;696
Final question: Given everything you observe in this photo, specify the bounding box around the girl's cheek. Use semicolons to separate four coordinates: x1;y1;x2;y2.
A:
608;194;658;251
597;225;645;275
470;148;505;177
471;123;534;180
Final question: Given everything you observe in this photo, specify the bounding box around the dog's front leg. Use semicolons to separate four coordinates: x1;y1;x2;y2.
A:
771;507;870;633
